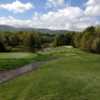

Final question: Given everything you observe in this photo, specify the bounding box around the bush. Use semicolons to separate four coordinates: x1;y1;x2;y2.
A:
53;33;72;47
0;34;6;52
91;38;100;53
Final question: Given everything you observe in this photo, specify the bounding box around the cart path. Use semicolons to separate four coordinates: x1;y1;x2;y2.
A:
0;61;48;84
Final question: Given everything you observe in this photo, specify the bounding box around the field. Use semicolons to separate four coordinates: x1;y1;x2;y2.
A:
0;46;100;100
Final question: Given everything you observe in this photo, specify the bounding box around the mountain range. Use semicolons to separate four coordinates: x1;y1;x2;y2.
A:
0;25;73;34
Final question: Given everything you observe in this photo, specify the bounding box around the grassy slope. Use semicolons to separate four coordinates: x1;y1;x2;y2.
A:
0;47;100;100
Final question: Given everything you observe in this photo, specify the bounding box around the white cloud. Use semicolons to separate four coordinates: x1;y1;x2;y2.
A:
31;6;98;31
0;0;33;13
85;0;100;16
46;0;65;8
31;7;83;30
0;1;99;31
0;16;32;27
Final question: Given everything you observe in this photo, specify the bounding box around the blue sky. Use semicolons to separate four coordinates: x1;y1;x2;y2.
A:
0;0;86;18
0;0;99;31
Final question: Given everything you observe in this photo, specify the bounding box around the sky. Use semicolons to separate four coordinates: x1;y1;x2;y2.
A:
0;0;100;31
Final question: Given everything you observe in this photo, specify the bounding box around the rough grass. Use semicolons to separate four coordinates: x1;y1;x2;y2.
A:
0;46;100;100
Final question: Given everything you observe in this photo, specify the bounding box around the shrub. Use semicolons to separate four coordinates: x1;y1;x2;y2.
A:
91;38;100;53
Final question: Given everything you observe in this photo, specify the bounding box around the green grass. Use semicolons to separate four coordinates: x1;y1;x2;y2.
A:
0;46;100;100
0;47;75;70
0;53;35;59
0;47;72;70
0;53;37;70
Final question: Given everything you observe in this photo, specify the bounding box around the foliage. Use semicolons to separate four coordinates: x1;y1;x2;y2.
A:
0;31;73;52
91;37;100;53
53;33;72;47
72;26;100;53
0;26;100;53
0;34;6;52
24;32;42;52
83;26;95;34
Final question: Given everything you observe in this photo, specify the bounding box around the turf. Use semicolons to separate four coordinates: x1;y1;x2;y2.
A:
0;46;100;100
0;53;36;70
0;47;72;70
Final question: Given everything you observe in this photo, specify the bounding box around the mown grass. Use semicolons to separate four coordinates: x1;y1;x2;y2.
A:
0;46;77;70
0;46;100;100
0;53;37;70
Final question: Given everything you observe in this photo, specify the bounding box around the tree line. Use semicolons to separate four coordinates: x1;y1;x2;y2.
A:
0;26;100;53
72;26;100;53
0;31;55;52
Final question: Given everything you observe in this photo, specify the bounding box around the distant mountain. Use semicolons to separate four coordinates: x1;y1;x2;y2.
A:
0;25;15;32
0;25;33;32
0;25;73;34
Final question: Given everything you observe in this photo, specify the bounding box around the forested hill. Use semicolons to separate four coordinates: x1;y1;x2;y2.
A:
0;25;73;34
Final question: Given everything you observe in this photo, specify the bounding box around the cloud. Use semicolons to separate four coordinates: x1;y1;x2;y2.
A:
0;0;33;13
31;6;98;31
0;5;99;31
0;0;99;31
85;0;100;16
0;16;32;27
31;7;83;30
46;0;65;8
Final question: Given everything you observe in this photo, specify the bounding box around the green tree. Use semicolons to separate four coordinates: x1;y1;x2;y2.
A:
83;26;95;34
53;33;72;47
91;38;100;53
25;32;42;52
0;34;6;52
72;32;82;48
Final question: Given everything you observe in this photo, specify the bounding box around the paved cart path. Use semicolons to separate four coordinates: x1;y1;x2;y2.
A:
0;61;47;84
